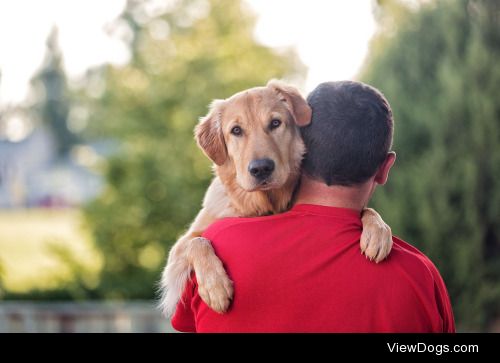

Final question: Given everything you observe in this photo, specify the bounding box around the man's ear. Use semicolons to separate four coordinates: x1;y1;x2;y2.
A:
375;152;396;185
267;80;312;126
194;99;228;166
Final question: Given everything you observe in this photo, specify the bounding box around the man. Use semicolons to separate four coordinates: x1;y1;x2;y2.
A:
171;81;455;332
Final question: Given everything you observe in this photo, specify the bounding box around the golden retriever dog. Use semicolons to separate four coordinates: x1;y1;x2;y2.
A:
159;80;392;316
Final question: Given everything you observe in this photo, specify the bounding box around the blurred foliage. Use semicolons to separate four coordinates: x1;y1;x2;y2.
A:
82;0;305;300
362;0;500;331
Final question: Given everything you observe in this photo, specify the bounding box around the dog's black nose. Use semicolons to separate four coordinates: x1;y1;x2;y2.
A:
248;158;275;180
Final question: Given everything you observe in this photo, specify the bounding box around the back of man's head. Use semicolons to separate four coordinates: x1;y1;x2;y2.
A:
300;81;394;186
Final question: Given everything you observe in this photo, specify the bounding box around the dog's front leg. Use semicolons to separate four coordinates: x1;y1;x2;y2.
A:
160;205;234;316
360;208;393;263
160;231;197;317
187;237;234;314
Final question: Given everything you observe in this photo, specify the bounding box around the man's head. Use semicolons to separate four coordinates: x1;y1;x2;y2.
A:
300;81;395;187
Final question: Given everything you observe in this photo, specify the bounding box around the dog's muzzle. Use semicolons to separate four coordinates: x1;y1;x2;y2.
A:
248;158;275;182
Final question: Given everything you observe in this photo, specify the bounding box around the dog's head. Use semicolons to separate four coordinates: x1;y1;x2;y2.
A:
195;80;311;191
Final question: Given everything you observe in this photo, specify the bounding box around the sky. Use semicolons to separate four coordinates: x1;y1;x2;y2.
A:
0;0;377;105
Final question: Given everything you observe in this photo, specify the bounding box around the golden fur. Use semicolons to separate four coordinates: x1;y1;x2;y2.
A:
159;80;392;316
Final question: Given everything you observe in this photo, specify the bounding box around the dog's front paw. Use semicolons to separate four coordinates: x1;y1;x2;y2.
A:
360;208;393;263
198;271;234;314
190;237;234;313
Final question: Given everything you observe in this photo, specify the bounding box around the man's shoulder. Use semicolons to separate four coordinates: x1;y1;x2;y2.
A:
389;236;455;332
392;237;431;262
202;211;299;242
202;217;253;240
390;236;442;280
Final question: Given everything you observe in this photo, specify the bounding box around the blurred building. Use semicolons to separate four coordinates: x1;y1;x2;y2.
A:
0;26;104;209
0;110;103;208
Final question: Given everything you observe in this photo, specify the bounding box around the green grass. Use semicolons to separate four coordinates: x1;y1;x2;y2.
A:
0;209;101;293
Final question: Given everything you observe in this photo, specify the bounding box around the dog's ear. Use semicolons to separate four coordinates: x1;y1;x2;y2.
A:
267;80;312;126
194;99;228;166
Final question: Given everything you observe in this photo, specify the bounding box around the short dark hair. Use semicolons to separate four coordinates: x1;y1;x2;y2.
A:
300;81;393;186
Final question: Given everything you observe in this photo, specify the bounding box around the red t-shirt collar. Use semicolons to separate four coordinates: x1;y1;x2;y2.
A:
291;203;362;221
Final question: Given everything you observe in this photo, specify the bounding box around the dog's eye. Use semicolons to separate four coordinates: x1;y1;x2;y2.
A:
270;119;281;130
231;126;243;136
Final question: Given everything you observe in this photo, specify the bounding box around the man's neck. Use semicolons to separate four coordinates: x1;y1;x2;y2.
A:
294;174;375;212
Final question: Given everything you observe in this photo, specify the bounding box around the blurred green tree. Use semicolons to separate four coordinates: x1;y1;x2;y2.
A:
83;0;305;300
361;0;500;331
30;27;79;157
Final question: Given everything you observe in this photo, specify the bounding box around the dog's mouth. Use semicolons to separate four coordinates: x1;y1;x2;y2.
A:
257;180;272;190
246;179;280;192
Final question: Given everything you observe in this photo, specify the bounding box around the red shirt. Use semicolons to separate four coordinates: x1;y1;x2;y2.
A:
171;204;455;333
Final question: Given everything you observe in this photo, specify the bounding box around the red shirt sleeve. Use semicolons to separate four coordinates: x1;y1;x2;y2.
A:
432;266;456;332
170;277;197;332
396;238;456;332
